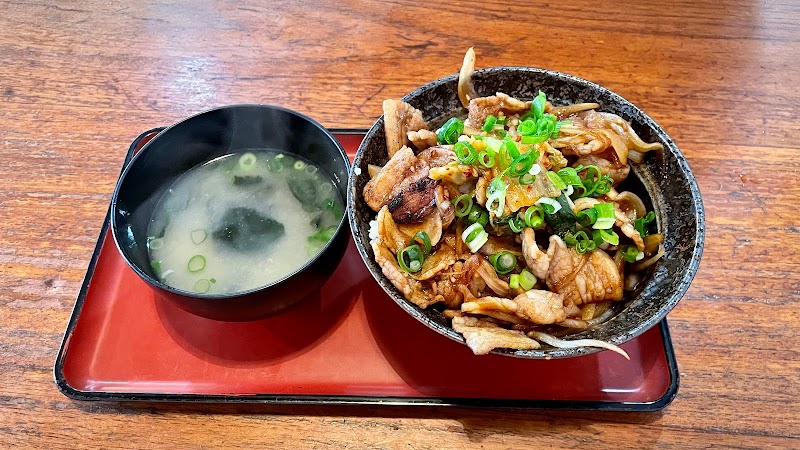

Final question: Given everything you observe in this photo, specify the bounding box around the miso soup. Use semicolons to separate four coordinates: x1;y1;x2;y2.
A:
146;150;343;294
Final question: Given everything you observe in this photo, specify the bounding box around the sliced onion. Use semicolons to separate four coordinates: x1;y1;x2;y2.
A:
559;305;616;329
630;245;665;272
643;233;664;254
527;331;630;360
558;318;588;329
586;307;615;326
457;47;477;108
548;103;600;117
573;197;600;212
565;194;576;212
596;129;629;165
615;191;647;219
628;149;644;163
623;125;664;153
624;272;641;291
535;197;562;214
613;249;625;273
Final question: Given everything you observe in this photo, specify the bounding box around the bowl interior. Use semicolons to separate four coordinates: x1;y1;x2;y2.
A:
112;104;350;298
348;67;704;358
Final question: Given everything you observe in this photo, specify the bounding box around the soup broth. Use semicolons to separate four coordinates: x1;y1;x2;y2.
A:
147;150;343;294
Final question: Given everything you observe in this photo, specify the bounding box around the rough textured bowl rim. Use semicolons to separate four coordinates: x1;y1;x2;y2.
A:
347;67;705;359
111;103;350;301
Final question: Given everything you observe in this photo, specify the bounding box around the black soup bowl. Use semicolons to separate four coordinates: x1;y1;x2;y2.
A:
348;67;705;358
112;104;350;321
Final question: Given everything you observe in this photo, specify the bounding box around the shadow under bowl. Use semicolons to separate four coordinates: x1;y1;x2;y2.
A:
112;104;350;322
347;67;704;358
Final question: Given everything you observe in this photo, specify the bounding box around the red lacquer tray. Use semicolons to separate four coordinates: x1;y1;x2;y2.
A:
54;129;679;411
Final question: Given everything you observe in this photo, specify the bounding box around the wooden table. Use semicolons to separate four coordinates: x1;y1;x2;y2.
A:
2;0;798;448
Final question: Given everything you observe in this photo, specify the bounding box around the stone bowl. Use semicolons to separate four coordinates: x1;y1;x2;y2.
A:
347;67;704;358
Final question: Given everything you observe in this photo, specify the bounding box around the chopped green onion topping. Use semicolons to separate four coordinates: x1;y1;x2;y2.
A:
521;135;548;145
190;229;207;245
508;153;536;177
524;205;545;229
466;205;489;228
486;176;508;217
461;223;489;253
150;260;161;273
397;244;425;273
187;255;206;273
489;251;517;275
239;152;257;171
486;193;505;218
193;279;211;293
532;91;546;120
454;141;478;164
411;231;432;256
478;151;496;168
634;211;656;237
267;158;284;172
209;278;216;284
592;202;616;230
518;92;570;143
307;226;337;255
517;119;537;136
465;226;482;242
148;237;164;250
453;194;473;218
557;167;583;188
309;226;336;243
576;208;598;227
293;160;307;170
546;171;567;191
565;231;597;254
575;165;613;198
508;215;525;233
538;114;559;138
519;173;536;185
485;137;503;153
509;274;520;290
437;117;464;145
535;197;562;215
503;140;520;160
482;115;497;132
620;245;643;263
519;269;537;290
594;228;620;246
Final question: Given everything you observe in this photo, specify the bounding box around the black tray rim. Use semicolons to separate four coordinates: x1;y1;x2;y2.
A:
53;127;680;412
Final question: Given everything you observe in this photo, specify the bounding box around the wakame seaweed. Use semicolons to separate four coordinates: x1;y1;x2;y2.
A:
287;176;318;206
212;207;285;251
232;175;263;186
544;193;577;237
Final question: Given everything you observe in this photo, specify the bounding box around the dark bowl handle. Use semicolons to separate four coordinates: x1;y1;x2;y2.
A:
129;127;167;158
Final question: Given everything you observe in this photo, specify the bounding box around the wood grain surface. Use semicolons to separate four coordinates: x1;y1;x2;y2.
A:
1;0;799;448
